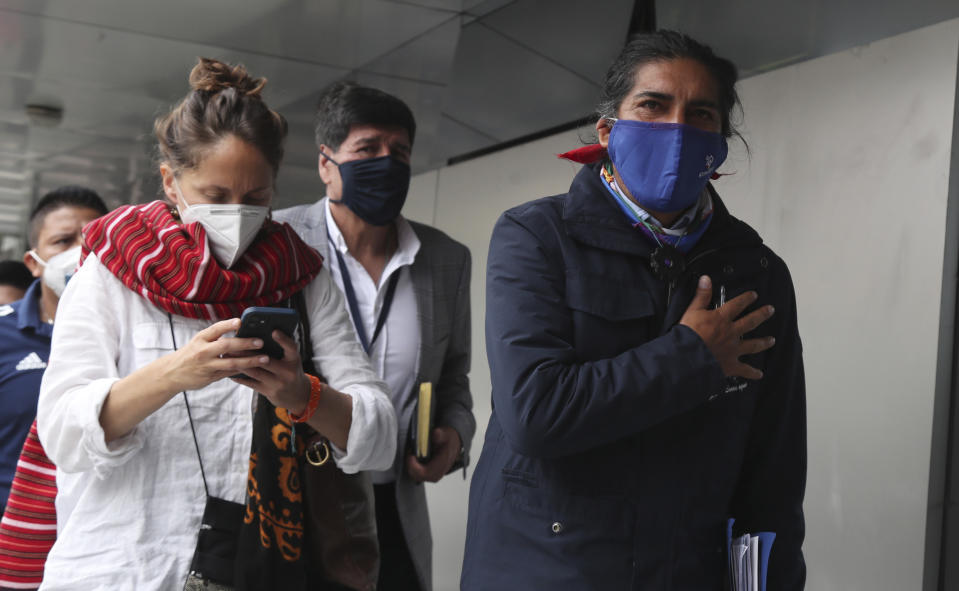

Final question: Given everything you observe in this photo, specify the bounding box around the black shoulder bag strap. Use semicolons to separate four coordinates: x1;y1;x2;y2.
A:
166;314;244;588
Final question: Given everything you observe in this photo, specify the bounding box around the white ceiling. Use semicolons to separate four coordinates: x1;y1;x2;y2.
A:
1;0;957;256
0;0;634;254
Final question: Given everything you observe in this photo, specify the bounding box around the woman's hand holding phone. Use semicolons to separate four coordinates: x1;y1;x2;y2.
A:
223;308;352;450
165;318;271;392
230;330;311;414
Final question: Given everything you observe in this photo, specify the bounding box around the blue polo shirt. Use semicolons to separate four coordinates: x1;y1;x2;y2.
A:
0;280;53;511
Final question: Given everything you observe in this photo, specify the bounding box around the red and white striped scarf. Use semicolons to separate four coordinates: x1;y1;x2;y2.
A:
81;200;323;321
0;420;56;589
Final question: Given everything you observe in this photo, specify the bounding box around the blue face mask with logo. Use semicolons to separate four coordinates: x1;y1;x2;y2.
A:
323;152;411;226
607;119;728;213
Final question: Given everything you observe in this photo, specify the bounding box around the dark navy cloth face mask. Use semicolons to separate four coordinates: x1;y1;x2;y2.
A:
607;119;728;212
322;152;411;226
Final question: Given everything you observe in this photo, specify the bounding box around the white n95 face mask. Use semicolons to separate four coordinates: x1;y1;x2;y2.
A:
173;177;270;269
28;245;81;297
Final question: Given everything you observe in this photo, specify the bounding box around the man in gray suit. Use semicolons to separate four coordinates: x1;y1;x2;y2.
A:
274;82;475;591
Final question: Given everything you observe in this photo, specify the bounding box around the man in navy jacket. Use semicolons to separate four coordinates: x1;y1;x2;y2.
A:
462;31;805;590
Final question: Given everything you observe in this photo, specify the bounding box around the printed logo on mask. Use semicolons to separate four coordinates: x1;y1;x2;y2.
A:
699;154;716;178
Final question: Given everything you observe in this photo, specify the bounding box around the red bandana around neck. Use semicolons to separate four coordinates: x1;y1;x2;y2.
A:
81;200;324;321
557;143;725;180
557;143;608;164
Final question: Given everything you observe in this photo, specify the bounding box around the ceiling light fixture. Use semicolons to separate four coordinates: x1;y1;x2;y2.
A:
25;103;64;127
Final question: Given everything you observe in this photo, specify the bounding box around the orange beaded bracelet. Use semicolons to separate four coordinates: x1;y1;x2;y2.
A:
290;374;323;423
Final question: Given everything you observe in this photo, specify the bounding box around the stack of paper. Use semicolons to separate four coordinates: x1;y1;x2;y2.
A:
727;519;775;591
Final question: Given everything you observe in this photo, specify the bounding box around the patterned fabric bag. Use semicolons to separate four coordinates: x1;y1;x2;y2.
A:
234;291;378;591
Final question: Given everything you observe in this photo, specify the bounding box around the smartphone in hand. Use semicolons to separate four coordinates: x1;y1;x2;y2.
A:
236;307;299;360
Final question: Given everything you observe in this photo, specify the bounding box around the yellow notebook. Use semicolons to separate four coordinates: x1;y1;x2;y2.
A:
411;382;435;463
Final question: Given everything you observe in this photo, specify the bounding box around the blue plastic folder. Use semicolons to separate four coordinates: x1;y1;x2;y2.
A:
726;518;776;591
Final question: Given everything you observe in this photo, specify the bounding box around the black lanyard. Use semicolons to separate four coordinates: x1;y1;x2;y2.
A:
328;231;399;355
166;314;210;499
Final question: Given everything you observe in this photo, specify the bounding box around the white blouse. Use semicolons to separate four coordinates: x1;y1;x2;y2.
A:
36;254;396;590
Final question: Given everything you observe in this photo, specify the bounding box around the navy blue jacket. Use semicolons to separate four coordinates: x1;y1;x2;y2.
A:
0;280;53;513
462;164;806;590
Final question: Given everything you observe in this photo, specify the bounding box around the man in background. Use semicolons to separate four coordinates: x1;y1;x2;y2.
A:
275;82;475;591
0;186;107;590
0;261;33;305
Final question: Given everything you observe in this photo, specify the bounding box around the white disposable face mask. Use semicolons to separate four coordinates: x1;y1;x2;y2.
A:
29;245;81;297
173;177;270;269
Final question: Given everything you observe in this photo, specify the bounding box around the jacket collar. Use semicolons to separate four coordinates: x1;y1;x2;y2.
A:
15;279;52;335
561;163;762;258
562;163;648;256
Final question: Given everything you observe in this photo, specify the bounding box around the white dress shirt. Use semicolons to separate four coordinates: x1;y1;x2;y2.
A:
324;201;421;484
36;254;396;590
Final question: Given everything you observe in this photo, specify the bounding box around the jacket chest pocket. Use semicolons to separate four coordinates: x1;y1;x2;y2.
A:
131;321;247;417
565;274;658;361
699;256;775;373
696;253;771;312
131;321;177;368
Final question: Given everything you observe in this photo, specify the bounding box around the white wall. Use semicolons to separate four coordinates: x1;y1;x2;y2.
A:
722;19;958;590
410;18;959;591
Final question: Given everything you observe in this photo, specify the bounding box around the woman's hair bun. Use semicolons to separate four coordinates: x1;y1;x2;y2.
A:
188;57;266;98
156;57;286;174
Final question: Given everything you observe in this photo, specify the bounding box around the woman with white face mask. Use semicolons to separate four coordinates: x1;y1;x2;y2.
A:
36;58;396;591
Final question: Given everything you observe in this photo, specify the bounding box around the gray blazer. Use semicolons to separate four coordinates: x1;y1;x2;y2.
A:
274;198;475;591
